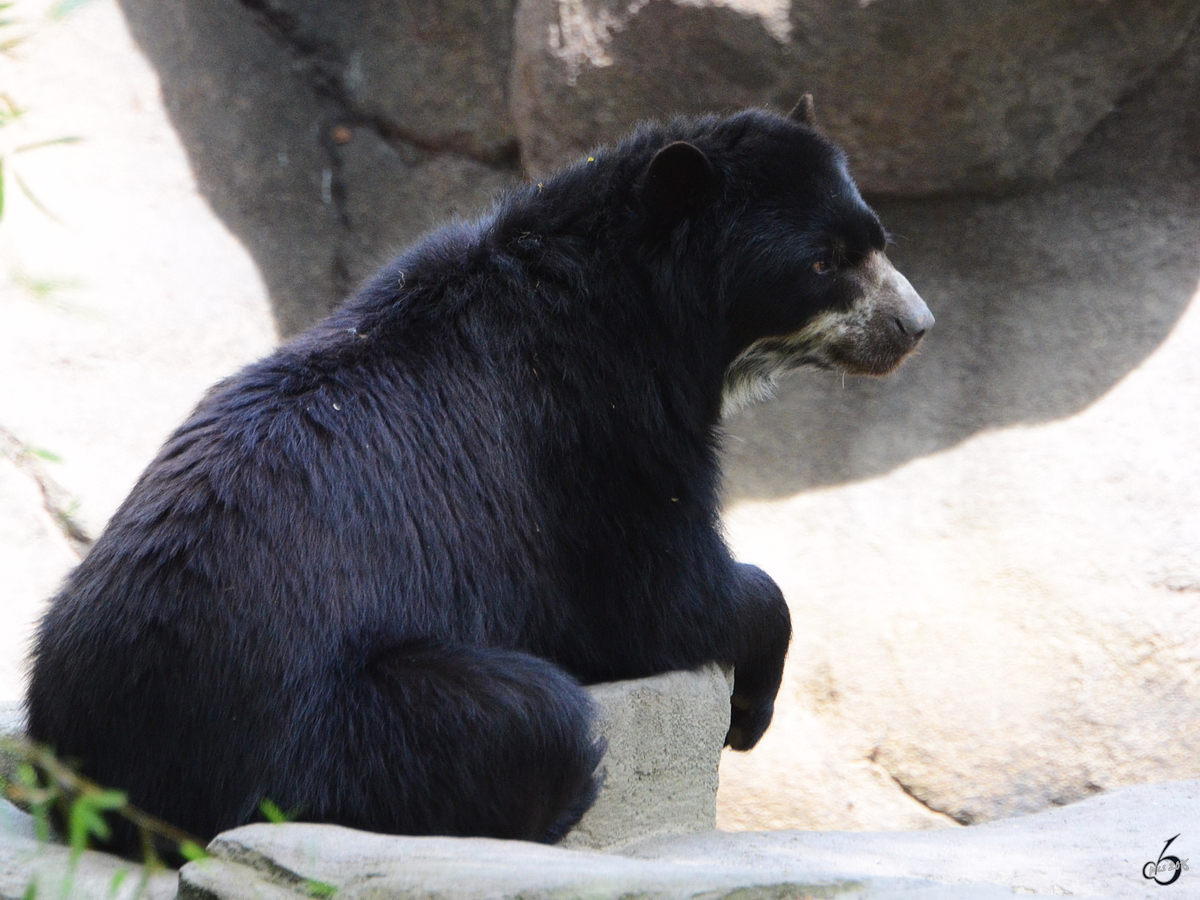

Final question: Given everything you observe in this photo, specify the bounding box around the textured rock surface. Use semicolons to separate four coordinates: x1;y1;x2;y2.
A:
633;780;1200;900
117;0;347;336
241;0;519;162
0;457;76;699
564;664;731;850
0;830;177;900
714;25;1200;831
334;127;517;289
179;781;1200;899
115;0;521;335
181;824;1028;900
510;0;788;178
511;0;1200;194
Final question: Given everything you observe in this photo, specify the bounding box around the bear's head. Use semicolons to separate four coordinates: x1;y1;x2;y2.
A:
637;98;934;413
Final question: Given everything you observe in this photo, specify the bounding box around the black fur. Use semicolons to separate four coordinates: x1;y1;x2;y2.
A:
27;108;921;854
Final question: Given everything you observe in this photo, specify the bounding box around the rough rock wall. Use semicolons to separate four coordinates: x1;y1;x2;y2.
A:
513;0;1198;193
116;0;1199;334
115;0;522;336
716;26;1200;828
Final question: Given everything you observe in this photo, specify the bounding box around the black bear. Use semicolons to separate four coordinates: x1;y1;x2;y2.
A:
27;100;932;854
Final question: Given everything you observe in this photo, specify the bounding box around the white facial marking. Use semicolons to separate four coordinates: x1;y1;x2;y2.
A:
721;310;846;416
721;252;932;417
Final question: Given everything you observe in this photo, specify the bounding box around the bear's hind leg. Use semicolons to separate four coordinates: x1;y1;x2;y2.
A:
290;644;603;843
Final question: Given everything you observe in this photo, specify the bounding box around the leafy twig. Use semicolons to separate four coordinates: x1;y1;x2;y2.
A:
2;735;210;867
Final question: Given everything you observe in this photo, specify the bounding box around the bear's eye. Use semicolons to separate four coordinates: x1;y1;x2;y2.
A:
812;258;833;275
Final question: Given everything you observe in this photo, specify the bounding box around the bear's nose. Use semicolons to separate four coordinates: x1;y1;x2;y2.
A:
884;260;934;339
894;302;935;338
875;252;934;340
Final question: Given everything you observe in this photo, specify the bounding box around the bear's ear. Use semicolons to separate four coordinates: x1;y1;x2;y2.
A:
788;94;817;127
639;141;716;226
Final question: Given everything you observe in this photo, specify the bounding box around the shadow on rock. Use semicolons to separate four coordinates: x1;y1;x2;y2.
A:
722;28;1200;500
116;0;518;337
722;181;1200;500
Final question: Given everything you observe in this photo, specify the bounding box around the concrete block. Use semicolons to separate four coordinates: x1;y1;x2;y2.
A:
564;663;732;851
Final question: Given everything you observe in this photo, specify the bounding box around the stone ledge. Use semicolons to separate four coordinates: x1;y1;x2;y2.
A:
0;829;177;900
182;780;1200;900
184;825;1023;900
629;780;1200;899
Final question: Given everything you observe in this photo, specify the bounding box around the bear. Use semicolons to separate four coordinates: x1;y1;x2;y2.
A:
26;98;932;856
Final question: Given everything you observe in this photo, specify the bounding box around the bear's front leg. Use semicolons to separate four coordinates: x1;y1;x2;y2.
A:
723;563;792;750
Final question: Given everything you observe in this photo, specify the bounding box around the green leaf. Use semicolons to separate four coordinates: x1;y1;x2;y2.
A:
107;869;128;898
178;841;209;862
68;804;101;850
30;447;62;462
21;879;37;900
15;762;38;788
258;798;291;824
304;880;336;899
68;790;126;851
28;793;54;844
90;789;129;811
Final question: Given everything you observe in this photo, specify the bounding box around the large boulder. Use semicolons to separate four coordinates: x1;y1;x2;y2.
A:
179;826;934;900
511;0;1200;194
